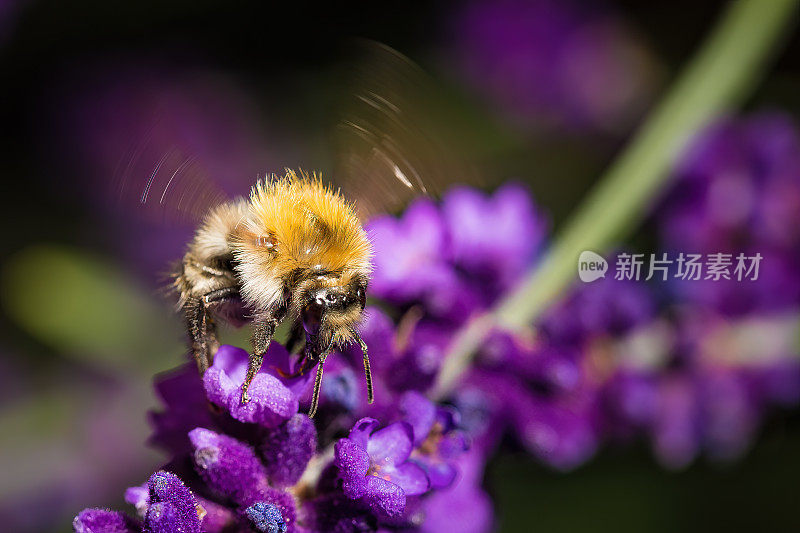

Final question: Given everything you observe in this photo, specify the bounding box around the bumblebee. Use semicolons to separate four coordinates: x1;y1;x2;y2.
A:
120;42;479;417
174;174;373;417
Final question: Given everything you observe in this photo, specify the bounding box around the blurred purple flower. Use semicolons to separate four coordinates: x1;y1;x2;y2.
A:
418;449;493;533
400;392;469;489
369;200;465;317
368;183;546;320
541;275;656;346
442;183;547;290
658;113;800;316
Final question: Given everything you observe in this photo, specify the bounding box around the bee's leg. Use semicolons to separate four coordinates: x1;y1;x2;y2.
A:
186;287;239;375
241;316;279;404
185;297;213;374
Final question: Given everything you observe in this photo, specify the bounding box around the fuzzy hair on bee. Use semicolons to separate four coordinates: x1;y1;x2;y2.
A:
233;172;372;340
173;170;374;417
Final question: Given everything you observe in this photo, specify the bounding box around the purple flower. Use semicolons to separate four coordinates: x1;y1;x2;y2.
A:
73;509;139;533
83;471;205;533
368;200;462;316
467;370;599;470
203;345;306;427
443;183;547;289
70;159;800;533
187;426;299;530
189;428;270;504
418;449;493;533
541;274;656;346
368;184;547;320
259;414;317;487
658;113;800;316
145;471;203;533
148;363;213;456
335;418;430;519
399;392;469;489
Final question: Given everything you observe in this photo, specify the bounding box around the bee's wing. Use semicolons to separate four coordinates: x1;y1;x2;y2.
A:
111;126;230;225
332;41;483;221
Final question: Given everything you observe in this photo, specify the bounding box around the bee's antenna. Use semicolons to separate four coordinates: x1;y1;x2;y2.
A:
352;329;374;405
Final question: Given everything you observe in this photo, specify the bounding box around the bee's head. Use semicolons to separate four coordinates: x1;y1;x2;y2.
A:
297;271;367;350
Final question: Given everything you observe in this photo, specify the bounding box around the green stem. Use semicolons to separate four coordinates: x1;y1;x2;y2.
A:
432;0;798;400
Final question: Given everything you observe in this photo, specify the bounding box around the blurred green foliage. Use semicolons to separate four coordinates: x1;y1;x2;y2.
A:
2;245;183;376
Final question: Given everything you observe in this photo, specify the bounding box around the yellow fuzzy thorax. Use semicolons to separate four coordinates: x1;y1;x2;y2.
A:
244;170;372;278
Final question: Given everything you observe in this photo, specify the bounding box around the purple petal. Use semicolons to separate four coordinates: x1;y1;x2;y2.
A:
196;497;237;533
420;484;492;533
149;365;215;455
124;484;149;518
144;502;184;533
443;183;545;285
227;373;298;426
367;200;455;306
73;509;139;533
260;414;317;487
334;438;371;499
189;428;269;505
147;471;201;533
423;461;458;490
202;366;238;408
347;417;380;450
211;345;250;380
366;422;414;465
363;476;406;518
203;345;302;426
203;353;298;427
438;431;470;461
260;343;316;399
399;391;436;446
384;461;430;496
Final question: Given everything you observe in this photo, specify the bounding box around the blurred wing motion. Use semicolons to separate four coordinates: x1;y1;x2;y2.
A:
332;40;482;221
111;124;229;225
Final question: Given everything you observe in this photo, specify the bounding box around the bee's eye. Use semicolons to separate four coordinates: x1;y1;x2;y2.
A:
325;293;340;305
